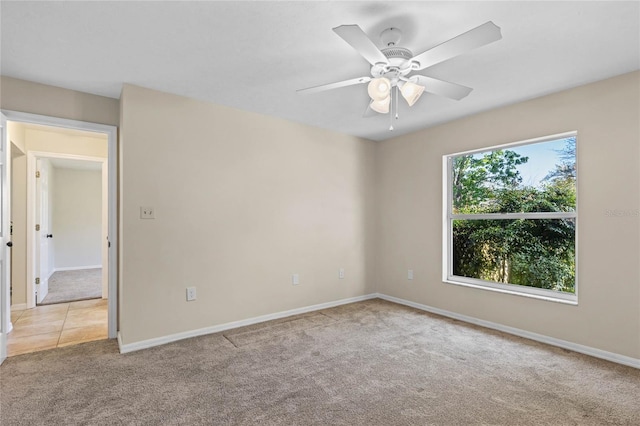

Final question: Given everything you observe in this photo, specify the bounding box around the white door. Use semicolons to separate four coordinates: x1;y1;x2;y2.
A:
0;114;12;363
35;159;50;303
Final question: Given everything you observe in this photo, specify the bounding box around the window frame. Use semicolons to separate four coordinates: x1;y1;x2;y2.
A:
442;131;578;305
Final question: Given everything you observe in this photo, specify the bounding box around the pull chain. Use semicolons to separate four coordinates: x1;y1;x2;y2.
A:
389;87;394;131
395;86;399;120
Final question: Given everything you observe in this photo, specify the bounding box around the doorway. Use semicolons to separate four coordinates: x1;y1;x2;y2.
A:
0;111;117;362
27;152;108;308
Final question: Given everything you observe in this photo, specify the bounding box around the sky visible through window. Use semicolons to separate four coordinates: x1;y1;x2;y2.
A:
450;135;577;296
472;137;574;188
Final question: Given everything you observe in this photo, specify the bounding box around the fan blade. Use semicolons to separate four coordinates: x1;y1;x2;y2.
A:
297;76;371;95
411;21;501;71
412;75;473;100
333;25;389;66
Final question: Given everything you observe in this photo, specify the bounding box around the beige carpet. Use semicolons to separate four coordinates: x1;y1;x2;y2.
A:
1;299;638;425
40;269;102;305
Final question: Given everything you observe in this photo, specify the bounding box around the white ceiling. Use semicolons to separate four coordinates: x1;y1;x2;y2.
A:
1;1;638;141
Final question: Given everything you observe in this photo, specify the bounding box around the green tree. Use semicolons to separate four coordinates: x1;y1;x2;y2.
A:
452;150;529;212
451;146;576;293
544;137;576;183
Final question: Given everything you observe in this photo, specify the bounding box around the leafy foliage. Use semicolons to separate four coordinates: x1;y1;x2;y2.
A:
544;137;576;182
451;143;576;293
452;150;529;212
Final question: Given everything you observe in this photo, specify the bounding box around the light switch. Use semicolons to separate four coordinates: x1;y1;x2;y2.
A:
186;287;196;301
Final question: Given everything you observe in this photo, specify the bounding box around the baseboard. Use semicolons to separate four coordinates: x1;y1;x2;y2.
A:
117;331;124;352
116;292;640;369
118;293;378;354
0;332;6;365
55;265;102;272
376;293;640;370
11;303;27;311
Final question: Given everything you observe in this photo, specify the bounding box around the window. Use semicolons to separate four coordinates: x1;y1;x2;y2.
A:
443;133;577;303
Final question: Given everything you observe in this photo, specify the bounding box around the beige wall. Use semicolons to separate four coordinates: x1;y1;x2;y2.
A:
25;128;108;158
375;71;640;359
8;122;26;153
119;84;377;344
0;76;119;126
5;74;638;361
9;123;27;307
52;168;103;269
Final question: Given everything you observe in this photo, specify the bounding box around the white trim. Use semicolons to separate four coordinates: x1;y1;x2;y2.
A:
118;292;639;369
11;303;27;311
28;151;106;163
0;333;5;364
1;113;11;365
54;265;102;272
443;131;579;304
376;293;640;370
118;294;377;354
442;155;450;283
451;212;576;220
444;278;578;304
2;110;118;340
1;111;116;134
450;131;578;157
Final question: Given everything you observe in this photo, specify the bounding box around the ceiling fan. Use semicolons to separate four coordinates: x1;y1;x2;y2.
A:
297;21;502;120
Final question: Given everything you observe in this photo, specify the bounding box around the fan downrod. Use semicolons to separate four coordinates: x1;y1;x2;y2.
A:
370;27;416;81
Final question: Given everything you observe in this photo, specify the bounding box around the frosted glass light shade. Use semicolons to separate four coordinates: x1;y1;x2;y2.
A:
400;80;425;106
370;96;390;114
367;78;391;101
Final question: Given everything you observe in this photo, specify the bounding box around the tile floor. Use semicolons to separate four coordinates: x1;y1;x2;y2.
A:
8;298;108;357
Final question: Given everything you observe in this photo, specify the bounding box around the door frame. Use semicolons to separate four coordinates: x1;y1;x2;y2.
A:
27;152;108;307
1;110;118;341
1;113;12;363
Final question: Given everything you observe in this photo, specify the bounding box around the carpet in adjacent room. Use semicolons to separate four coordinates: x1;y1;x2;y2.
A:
39;268;102;305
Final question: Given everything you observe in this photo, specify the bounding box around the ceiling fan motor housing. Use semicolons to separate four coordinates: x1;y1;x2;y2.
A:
382;46;413;60
371;46;415;81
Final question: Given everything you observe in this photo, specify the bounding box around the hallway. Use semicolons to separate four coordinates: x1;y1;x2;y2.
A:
7;299;108;356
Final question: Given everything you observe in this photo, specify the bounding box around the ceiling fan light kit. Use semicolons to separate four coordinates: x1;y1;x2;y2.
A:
370;97;391;114
297;20;502;128
399;79;425;106
367;77;391;101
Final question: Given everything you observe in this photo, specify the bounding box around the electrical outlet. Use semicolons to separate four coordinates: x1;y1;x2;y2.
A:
339;268;345;279
408;269;414;280
292;273;300;286
140;206;155;219
186;287;197;301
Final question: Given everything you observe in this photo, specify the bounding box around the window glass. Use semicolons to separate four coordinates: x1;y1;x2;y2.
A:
446;134;577;301
452;137;576;214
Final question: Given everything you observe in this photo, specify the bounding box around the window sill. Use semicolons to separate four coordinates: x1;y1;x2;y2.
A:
443;278;578;305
